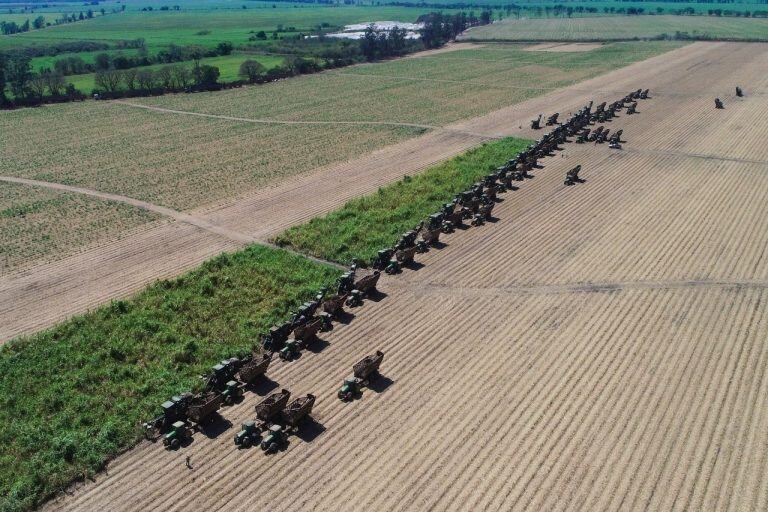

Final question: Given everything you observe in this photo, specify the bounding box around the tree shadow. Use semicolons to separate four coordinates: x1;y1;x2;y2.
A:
247;376;279;396
197;414;232;439
294;417;326;443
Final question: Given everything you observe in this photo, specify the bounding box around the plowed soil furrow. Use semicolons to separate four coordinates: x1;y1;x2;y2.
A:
40;41;768;512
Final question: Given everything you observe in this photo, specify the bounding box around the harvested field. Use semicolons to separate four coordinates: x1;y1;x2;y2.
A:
524;42;604;52
0;41;682;340
44;42;768;512
461;14;768;41
0;181;159;275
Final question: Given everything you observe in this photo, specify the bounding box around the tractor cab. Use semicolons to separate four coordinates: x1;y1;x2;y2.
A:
261;424;287;454
163;421;189;450
279;339;301;361
234;420;260;448
338;377;362;401
222;380;243;405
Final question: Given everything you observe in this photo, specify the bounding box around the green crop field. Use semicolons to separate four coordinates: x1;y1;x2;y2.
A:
0;244;341;512
461;14;768;41
62;52;285;92
275;137;532;264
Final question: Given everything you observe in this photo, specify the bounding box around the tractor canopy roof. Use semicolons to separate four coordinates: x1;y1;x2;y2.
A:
172;421;186;429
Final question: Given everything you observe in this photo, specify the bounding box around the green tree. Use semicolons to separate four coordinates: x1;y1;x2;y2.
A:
6;56;33;98
238;59;265;82
32;16;45;29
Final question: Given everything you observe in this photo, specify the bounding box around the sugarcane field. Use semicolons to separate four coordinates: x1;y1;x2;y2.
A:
2;2;768;511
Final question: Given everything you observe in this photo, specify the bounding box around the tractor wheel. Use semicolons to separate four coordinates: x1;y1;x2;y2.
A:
225;396;234;406
266;442;278;454
242;436;253;449
170;438;180;450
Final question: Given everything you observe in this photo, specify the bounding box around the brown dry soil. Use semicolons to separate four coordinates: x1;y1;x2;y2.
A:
42;42;768;511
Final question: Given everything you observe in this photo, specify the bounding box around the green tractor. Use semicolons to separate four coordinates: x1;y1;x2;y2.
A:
163;421;191;450
279;339;302;361
222;380;244;406
234;420;261;448
260;424;288;454
337;377;363;401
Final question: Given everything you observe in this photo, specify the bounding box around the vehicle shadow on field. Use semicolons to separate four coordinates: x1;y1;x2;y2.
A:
368;374;394;394
430;240;448;250
198;414;232;439
336;310;356;325
248;376;279;396
295;417;326;443
305;336;330;354
367;289;387;302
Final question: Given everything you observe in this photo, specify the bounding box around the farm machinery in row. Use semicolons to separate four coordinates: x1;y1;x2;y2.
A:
143;354;272;449
338;351;385;401
234;389;316;454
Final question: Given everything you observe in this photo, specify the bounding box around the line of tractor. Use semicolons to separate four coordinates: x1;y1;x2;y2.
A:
143;87;652;457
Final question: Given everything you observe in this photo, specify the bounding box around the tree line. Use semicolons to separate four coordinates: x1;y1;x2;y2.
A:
1;10;492;109
51;42;235;77
0;6;121;35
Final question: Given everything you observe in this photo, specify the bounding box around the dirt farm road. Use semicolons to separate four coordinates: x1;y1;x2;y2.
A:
0;42;761;345
42;42;768;511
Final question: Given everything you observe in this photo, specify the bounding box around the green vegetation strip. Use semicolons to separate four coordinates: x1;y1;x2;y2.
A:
0;246;340;512
0;135;530;511
274;137;532;264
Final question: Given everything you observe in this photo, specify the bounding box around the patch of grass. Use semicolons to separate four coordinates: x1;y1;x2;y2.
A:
0;244;341;512
273;137;531;264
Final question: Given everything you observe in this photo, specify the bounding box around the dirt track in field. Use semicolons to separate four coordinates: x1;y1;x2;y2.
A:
43;42;768;511
0;42;755;345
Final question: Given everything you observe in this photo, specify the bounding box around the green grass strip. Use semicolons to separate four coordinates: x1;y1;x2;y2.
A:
273;137;532;264
0;245;341;512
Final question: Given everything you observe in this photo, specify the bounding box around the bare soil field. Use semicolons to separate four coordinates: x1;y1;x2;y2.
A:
43;42;768;511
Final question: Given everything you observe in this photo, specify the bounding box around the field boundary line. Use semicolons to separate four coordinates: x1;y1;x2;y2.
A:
0;176;346;270
112;101;502;140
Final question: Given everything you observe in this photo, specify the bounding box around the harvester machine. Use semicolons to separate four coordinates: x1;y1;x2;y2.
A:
418;214;443;248
262;321;293;352
640;88;649;99
530;114;542;129
736;86;743;97
626;102;637;115
715;98;724;109
143;392;193;440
